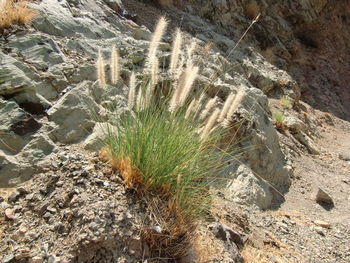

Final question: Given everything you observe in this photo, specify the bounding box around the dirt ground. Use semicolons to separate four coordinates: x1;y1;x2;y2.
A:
242;115;350;263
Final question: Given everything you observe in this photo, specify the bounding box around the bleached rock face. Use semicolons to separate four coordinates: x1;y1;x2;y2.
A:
0;0;305;208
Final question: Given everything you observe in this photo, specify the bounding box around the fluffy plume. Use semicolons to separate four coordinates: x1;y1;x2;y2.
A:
151;57;159;88
128;72;136;110
218;93;236;123
145;16;168;72
96;49;106;89
185;99;197;119
144;58;158;108
193;92;206;118
110;45;120;85
178;65;199;107
169;71;186;113
169;28;182;74
201;108;220;140
222;89;246;128
200;97;218;120
187;40;197;67
136;87;144;112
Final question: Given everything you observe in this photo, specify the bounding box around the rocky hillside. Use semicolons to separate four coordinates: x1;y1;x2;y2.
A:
0;0;349;262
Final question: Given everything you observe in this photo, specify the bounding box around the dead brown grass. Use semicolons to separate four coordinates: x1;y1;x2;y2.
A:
0;0;37;30
141;197;195;261
99;147;144;189
245;1;260;20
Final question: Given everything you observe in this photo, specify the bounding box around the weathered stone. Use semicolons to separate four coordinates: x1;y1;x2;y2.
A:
315;188;334;205
47;81;97;144
224;164;273;210
209;223;245;248
8;191;21;203
314;220;331;229
294;131;320;155
5;208;17;220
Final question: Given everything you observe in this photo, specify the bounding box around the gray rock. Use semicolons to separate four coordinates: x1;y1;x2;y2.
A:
293;131;320;155
315;188;334;206
224;164;273;209
8;191;21;203
0;150;38;187
84;123;118;151
284;116;308;133
31;0;118;39
209;223;245;248
0;52;51;107
47;81;97;144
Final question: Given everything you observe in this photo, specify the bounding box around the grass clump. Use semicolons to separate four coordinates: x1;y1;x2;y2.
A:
0;0;37;30
280;96;292;109
273;111;287;131
104;101;224;218
96;16;245;260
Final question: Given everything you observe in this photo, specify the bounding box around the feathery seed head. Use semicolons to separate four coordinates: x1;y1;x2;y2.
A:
96;49;106;89
128;72;136;110
200;96;218;121
178;65;199;107
144;58;159;108
145;16;168;72
110;45;120;85
222;89;246;128
201;108;220;140
218;93;236;123
151;57;159;88
169;28;182;74
136;87;144;112
169;70;186;113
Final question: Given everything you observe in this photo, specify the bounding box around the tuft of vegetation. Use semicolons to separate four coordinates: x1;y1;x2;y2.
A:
96;16;246;260
0;0;37;30
273;111;287;131
280;96;292;109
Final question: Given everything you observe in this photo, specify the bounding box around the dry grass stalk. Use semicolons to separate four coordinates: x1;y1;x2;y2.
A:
222;90;245;128
201;108;220;140
0;0;38;30
110;45;120;84
128;72;136;110
96;49;106;89
169;28;182;74
200;96;218;120
141;195;195;261
100;148;142;189
145;16;167;72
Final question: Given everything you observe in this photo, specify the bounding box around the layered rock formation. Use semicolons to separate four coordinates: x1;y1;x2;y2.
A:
2;0;347;210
